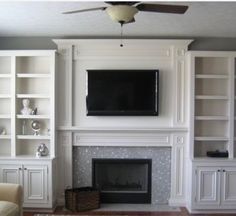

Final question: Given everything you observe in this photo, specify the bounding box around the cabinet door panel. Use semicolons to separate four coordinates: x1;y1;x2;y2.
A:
23;165;48;205
0;165;22;185
195;167;220;206
221;167;236;205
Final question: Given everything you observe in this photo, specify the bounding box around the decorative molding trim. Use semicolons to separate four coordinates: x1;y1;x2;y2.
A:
175;145;184;196
177;48;186;57
56;45;73;126
175;59;185;125
170;134;186;202
57;126;188;132
53;39;193;61
57;132;73;201
53;39;193;47
73;132;171;147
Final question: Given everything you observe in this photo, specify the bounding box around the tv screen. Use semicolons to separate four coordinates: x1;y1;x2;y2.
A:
86;70;159;116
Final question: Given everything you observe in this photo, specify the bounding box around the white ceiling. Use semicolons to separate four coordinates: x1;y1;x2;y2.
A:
1;1;236;38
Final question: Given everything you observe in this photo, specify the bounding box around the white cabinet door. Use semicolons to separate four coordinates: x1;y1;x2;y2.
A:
195;167;220;207
23;165;48;205
0;164;22;185
221;167;236;206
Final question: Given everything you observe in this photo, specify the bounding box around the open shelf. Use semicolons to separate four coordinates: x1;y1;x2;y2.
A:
195;116;228;120
194;137;229;141
0;115;11;119
195;100;228;116
17;73;51;78
195;57;229;75
0;74;11;78
0;57;11;75
195;95;229;100
17;135;50;140
17;115;50;119
17;94;50;99
0;135;11;139
195;74;229;79
16;56;51;74
0;94;11;98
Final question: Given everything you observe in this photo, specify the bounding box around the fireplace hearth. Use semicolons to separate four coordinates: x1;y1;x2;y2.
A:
92;158;152;203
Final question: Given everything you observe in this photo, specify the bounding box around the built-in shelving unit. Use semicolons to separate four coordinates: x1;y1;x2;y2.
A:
0;51;55;158
0;56;11;157
189;52;236;159
187;51;236;212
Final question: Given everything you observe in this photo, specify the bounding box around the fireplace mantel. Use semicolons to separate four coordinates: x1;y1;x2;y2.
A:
57;126;187;147
55;39;192;207
57;126;188;132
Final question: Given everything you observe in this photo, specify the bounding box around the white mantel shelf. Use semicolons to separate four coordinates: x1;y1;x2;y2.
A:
58;127;188;148
57;126;188;133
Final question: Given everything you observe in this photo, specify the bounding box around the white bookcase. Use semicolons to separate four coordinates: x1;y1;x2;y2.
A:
187;51;236;212
0;56;11;156
188;51;236;159
0;50;56;210
0;51;55;158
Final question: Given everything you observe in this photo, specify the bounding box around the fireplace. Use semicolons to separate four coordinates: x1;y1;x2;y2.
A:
92;158;152;203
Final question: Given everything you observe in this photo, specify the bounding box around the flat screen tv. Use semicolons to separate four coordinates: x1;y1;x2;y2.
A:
86;70;159;116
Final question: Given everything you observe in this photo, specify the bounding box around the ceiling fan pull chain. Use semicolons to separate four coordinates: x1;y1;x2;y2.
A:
120;21;124;47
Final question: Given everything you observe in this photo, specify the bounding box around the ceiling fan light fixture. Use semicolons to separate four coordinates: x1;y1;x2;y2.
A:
106;5;138;23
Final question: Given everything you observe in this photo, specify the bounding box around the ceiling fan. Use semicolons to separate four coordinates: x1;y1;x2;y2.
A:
63;2;188;25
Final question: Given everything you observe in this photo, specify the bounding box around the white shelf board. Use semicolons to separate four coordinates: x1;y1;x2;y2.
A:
17;73;51;78
195;74;229;79
0;155;54;160
17;114;50;119
195;116;228;120
195;136;228;141
195;95;229;100
0;74;11;78
0;114;11;119
17;94;50;99
17;135;50;140
0;94;11;98
0;135;11;139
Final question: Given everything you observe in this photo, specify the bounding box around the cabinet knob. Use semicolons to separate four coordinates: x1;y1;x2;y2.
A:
24;168;27;170
217;169;221;172
18;168;22;170
223;169;226;172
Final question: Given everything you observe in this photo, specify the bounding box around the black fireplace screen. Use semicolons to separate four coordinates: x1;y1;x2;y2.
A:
92;158;152;203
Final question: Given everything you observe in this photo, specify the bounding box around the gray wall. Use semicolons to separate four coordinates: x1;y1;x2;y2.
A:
189;38;236;51
0;37;57;50
1;37;236;50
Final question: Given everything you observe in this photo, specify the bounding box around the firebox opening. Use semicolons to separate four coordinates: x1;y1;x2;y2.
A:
92;158;152;204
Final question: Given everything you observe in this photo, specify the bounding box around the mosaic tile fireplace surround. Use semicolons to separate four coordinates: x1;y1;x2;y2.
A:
73;146;171;204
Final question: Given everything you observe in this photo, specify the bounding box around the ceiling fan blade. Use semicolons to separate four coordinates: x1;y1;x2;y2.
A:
63;7;106;14
105;1;140;6
136;3;188;14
